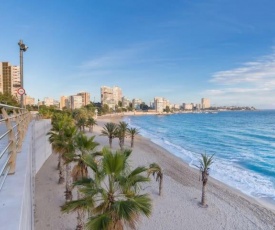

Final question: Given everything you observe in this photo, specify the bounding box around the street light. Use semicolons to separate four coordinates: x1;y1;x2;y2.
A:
18;40;28;108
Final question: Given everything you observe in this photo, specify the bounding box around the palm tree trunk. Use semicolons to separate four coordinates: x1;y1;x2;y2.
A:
201;182;206;206
65;163;73;202
119;138;123;150
57;154;61;170
59;156;65;184
89;126;92;132
131;137;134;148
76;190;85;230
109;138;112;148
159;174;163;196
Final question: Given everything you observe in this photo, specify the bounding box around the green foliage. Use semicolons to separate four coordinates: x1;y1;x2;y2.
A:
101;104;110;115
127;128;139;148
163;106;170;113
147;163;163;196
61;148;152;230
0;92;19;107
101;122;118;148
199;153;214;173
115;121;129;149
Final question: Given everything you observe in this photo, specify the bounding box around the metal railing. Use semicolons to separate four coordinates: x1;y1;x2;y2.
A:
0;103;31;190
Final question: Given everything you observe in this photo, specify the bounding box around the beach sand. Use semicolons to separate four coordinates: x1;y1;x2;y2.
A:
34;117;275;230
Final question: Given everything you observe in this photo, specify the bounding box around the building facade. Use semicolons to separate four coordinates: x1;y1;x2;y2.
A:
60;96;68;109
69;95;82;109
101;86;122;110
154;97;164;113
132;98;142;110
77;92;90;106
43;97;54;106
0;62;21;99
182;103;193;110
122;96;131;108
201;98;210;109
24;95;35;106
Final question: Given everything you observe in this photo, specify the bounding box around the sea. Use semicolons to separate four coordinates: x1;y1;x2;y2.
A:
124;110;275;202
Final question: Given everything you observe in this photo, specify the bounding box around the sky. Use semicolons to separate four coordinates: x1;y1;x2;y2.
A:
1;0;275;109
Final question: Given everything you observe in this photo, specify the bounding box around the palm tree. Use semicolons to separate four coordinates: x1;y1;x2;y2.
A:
61;125;78;202
47;114;74;184
115;121;128;150
70;132;99;230
100;122;117;148
127;128;139;148
199;153;214;207
61;148;152;230
147;163;163;196
76;117;87;132
86;117;97;133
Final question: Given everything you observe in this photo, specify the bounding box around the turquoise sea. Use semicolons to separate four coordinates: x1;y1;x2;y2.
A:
125;110;275;201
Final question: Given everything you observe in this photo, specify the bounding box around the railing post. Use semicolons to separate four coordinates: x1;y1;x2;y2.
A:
14;109;23;153
1;108;17;175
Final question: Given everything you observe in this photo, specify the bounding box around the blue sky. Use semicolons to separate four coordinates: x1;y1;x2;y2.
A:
1;0;275;108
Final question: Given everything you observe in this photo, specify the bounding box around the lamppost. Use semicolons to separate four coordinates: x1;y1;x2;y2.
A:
18;40;28;108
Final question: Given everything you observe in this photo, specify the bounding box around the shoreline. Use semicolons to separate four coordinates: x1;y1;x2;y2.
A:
102;115;275;211
96;117;275;229
97;116;275;211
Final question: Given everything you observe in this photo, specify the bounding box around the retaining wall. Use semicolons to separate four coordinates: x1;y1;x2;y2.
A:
0;119;52;230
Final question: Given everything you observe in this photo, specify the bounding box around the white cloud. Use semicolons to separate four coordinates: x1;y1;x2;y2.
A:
206;48;275;108
211;50;275;85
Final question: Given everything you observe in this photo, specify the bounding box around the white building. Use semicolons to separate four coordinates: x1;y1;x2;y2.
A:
182;103;193;110
101;86;122;110
154;97;164;113
132;98;142;110
70;95;82;109
43;97;54;106
122;96;131;108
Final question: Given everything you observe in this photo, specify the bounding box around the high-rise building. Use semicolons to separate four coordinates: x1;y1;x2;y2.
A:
44;97;54;106
101;86;122;109
122;96;131;108
0;62;21;99
69;95;82;109
154;97;164;113
201;98;210;109
132;98;142;110
60;96;68;109
24;95;35;106
182;103;193;110
77;92;90;106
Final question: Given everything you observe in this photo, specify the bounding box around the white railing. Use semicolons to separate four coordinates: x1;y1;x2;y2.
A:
0;103;31;191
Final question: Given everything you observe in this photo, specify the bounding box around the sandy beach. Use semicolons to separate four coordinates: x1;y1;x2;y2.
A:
34;117;275;230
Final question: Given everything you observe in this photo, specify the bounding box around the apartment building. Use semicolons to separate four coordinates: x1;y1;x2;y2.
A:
69;95;82;109
122;96;131;108
43;97;54;106
24;95;35;106
60;96;68;109
182;103;193;110
77;92;90;106
201;98;210;109
101;86;122;109
154;97;164;113
0;62;21;99
132;98;142;110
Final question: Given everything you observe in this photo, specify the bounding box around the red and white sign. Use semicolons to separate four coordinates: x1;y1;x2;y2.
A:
17;87;25;95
